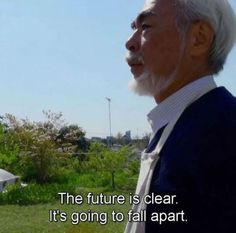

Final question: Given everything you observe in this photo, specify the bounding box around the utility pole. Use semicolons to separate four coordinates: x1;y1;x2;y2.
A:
105;97;112;146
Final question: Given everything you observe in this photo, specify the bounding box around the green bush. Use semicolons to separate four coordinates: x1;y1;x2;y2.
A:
0;125;20;173
74;171;137;192
75;172;111;188
0;183;76;205
46;168;77;184
114;171;138;192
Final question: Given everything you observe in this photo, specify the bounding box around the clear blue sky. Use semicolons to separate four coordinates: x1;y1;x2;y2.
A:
0;0;236;139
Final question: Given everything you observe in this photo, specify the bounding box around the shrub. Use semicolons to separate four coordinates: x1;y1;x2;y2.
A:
85;143;132;190
1;112;87;184
0;125;20;172
0;183;76;205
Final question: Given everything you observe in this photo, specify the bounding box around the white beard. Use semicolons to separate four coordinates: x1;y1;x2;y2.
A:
128;68;178;97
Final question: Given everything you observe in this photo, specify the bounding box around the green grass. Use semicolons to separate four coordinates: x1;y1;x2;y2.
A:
0;170;137;233
0;194;131;233
0;183;77;205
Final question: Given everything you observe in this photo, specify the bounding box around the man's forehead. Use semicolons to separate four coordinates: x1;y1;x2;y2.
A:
135;0;160;24
131;0;176;28
136;10;158;22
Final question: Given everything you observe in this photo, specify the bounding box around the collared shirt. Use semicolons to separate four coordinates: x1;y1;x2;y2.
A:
147;75;217;141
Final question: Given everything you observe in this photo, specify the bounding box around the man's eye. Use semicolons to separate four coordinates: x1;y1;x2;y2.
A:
131;22;136;30
141;24;151;30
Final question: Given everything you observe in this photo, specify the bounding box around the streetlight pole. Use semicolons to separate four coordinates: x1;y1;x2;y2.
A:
105;97;112;146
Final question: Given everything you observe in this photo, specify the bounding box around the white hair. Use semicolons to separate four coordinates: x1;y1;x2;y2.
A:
173;0;236;73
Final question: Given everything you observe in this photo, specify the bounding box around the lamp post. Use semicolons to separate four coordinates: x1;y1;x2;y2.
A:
105;97;112;146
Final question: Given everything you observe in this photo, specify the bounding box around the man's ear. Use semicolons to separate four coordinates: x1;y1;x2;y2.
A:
187;20;215;57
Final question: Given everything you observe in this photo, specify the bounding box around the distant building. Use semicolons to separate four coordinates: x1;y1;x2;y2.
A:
122;130;131;144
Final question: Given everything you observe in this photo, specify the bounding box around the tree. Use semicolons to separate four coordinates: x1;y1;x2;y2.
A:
0;111;87;183
86;142;131;189
0;124;20;172
1;113;68;183
115;132;124;145
57;124;89;154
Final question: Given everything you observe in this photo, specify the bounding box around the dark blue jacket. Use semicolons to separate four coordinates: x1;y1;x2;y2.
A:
146;87;236;233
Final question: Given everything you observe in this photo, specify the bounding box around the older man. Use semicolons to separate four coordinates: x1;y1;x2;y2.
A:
125;0;236;233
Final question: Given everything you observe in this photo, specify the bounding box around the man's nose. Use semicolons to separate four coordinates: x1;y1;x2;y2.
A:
125;32;140;52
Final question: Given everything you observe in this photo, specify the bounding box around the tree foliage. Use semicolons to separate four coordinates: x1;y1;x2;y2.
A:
57;124;89;153
86;142;131;189
0;111;87;183
0;124;20;172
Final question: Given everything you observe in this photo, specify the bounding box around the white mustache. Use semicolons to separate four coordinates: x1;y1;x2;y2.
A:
125;52;144;65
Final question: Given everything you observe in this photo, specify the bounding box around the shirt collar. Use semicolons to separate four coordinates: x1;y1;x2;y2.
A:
147;75;217;134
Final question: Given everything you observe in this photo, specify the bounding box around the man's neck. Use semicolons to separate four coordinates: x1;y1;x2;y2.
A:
154;70;215;104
